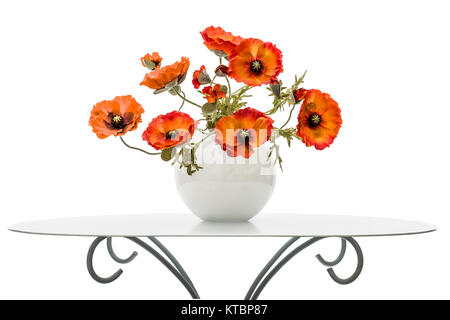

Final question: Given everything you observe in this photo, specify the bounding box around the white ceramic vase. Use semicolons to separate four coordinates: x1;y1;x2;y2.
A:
174;133;276;222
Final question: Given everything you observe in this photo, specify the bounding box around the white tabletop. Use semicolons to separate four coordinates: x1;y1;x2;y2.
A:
8;214;436;238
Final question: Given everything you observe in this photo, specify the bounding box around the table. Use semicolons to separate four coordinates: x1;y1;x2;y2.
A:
8;214;436;300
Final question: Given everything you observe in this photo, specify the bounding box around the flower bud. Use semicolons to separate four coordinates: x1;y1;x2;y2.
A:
215;65;229;77
269;79;281;99
197;69;211;84
161;147;175;162
192;65;210;89
202;103;217;115
219;85;228;94
140;52;162;71
294;88;308;103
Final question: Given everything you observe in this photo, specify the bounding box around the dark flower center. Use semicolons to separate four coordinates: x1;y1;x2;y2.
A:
166;130;179;140
307;113;322;128
237;129;251;144
249;59;264;74
111;114;124;129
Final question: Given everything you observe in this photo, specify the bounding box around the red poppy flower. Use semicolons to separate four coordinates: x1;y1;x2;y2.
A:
294;88;308;103
89;95;144;139
215;108;274;158
140;52;162;70
142;111;196;150
296;89;342;150
228;38;283;87
200;26;244;57
202;84;227;103
192;65;210;89
140;57;190;94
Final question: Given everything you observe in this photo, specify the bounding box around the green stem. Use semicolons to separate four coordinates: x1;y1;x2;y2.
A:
210;74;217;86
225;76;232;97
279;104;297;130
120;136;161;155
175;88;202;108
178;91;186;111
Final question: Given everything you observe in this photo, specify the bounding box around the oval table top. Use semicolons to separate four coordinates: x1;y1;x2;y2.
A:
8;214;437;238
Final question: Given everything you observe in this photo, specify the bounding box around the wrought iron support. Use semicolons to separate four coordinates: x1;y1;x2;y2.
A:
87;236;363;300
86;236;200;299
246;237;364;300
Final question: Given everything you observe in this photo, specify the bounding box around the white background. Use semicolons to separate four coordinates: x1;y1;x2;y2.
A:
0;0;449;299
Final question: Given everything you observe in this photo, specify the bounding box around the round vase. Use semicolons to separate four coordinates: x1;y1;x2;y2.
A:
174;134;276;222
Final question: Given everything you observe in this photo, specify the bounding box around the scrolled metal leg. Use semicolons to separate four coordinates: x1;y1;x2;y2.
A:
126;237;200;299
316;238;346;267
245;237;300;300
87;237;123;284
247;237;364;300
86;236;200;299
148;237;199;298
249;237;323;300
107;237;138;264
325;237;363;285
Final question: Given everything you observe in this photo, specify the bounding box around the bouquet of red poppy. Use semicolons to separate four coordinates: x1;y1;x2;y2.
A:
89;26;342;175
